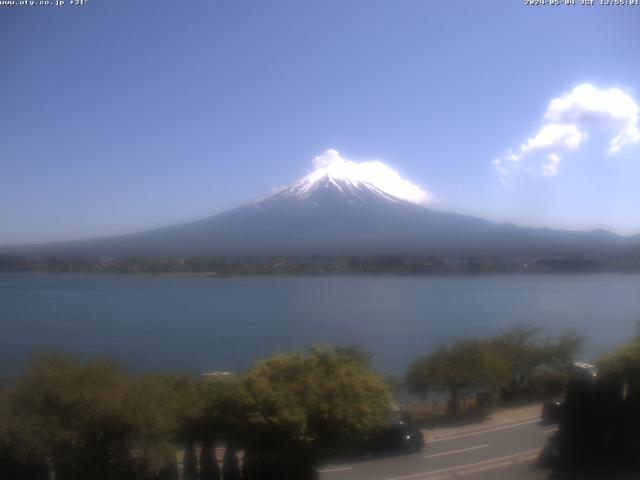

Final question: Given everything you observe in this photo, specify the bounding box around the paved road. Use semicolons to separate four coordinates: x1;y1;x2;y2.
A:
319;418;557;480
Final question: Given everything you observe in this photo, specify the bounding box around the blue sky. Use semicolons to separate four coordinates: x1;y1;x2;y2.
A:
2;0;640;245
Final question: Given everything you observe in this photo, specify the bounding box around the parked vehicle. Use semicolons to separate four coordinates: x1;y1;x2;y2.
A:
542;400;563;424
366;421;425;456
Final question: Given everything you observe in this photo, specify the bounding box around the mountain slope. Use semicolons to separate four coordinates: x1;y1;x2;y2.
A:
1;171;637;258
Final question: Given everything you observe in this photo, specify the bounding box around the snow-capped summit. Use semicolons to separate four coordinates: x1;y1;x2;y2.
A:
264;149;432;206
269;171;405;206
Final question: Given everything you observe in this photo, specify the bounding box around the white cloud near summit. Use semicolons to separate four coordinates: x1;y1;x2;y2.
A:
310;149;433;205
494;83;640;177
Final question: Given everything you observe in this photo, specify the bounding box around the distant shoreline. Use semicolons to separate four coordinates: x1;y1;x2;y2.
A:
3;269;639;279
2;252;639;277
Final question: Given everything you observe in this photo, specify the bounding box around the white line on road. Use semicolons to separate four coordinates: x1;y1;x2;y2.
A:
383;474;452;480
426;419;540;443
381;448;542;480
424;444;488;458
517;453;541;462
318;466;353;473
458;460;513;476
543;427;558;434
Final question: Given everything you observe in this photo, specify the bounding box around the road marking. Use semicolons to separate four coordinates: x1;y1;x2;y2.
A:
426;419;539;443
542;427;558;434
318;466;353;473
381;448;542;480
424;444;488;458
517;453;540;462
383;473;452;480
458;460;512;475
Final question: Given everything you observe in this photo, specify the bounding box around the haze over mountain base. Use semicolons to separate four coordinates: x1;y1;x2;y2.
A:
2;155;639;263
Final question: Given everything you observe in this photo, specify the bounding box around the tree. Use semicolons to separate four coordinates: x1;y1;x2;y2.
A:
406;359;430;400
3;347;391;480
198;375;250;479
9;354;184;480
492;325;546;401
542;330;585;369
406;340;508;416
0;383;50;480
492;326;584;401
153;375;207;480
197;375;247;480
182;442;198;480
198;434;220;480
221;444;240;480
11;354;135;480
239;346;392;478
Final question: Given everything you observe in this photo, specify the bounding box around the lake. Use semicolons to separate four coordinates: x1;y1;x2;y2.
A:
1;273;639;378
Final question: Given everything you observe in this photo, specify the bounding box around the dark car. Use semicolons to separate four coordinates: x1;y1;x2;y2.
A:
367;421;425;456
542;400;563;424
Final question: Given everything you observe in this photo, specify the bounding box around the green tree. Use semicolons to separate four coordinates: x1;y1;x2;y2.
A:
407;339;508;416
492;325;546;401
153;375;207;480
9;354;183;480
240;346;392;478
492;326;584;401
542;330;585;369
0;382;50;480
199;374;254;480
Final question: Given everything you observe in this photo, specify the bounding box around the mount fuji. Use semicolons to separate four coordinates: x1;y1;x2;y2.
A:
2;153;637;258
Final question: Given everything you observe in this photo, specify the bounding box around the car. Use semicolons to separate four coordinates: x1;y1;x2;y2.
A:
366;421;425;456
542;400;563;424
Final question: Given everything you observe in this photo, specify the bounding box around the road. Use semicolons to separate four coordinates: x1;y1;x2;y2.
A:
319;417;557;480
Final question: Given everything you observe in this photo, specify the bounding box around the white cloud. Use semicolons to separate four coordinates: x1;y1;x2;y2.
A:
494;83;640;177
521;124;587;154
542;153;561;177
309;149;433;205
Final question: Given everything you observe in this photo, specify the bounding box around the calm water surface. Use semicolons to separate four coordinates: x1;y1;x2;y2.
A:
1;273;639;377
